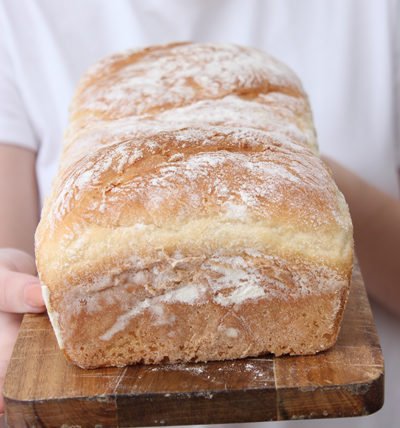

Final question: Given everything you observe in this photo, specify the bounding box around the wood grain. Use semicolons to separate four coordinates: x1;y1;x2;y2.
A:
3;262;384;427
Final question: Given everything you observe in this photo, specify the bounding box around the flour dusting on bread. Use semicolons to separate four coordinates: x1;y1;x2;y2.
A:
35;43;353;368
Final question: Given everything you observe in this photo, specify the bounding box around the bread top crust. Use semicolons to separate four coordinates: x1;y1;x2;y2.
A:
36;43;353;284
70;42;305;121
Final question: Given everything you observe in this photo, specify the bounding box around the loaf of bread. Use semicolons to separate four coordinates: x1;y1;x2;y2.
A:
35;42;353;369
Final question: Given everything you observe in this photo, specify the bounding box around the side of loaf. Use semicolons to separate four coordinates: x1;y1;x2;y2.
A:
35;42;353;369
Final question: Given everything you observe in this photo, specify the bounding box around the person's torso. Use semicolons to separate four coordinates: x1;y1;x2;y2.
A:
2;0;399;202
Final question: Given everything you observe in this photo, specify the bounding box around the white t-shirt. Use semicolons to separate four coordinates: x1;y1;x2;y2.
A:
0;0;399;203
0;1;399;427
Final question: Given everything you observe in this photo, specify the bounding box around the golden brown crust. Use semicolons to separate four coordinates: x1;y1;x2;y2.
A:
35;43;353;368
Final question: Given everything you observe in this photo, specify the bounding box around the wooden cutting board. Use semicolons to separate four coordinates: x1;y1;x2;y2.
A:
3;262;384;427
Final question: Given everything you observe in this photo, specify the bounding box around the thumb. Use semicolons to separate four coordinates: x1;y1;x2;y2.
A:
0;270;45;313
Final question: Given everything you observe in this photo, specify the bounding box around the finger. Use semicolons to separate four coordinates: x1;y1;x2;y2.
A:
0;248;37;276
0;270;45;313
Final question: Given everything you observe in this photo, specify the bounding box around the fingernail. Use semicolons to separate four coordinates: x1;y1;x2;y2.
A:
24;282;45;308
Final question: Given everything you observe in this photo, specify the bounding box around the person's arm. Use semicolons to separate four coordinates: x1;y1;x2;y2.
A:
0;144;46;415
323;156;400;318
0;144;40;255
